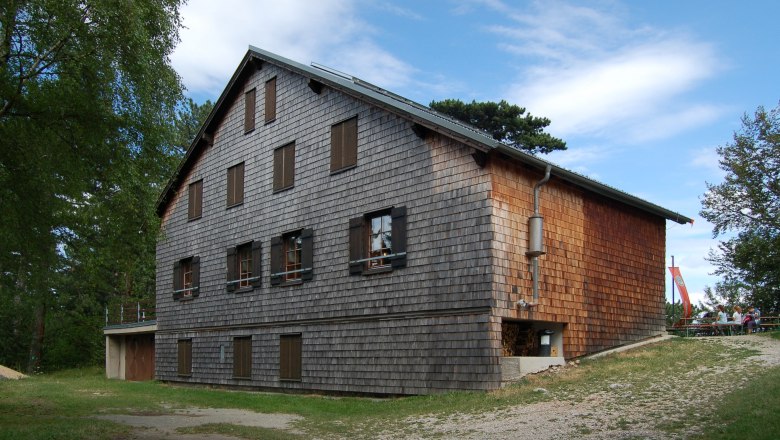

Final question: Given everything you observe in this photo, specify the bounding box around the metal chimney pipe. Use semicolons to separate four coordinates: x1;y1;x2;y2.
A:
530;165;552;303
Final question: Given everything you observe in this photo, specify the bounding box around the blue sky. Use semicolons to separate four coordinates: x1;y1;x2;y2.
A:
170;0;780;307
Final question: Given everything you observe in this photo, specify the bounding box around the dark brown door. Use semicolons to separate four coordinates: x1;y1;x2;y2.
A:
125;334;155;381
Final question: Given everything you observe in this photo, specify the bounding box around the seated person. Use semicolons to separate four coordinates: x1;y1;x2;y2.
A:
714;305;729;335
732;305;743;332
744;306;758;333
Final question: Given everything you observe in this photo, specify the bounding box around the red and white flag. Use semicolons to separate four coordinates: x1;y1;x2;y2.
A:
668;266;692;320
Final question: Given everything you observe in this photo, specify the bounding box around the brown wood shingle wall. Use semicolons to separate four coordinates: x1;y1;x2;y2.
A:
488;158;666;358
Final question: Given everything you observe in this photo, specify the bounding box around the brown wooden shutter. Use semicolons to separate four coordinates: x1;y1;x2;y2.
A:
251;241;262;287
280;334;302;380
273;147;283;191
270;236;283;285
265;77;276;122
235;162;244;204
226;247;237;292
349;217;364;275
391;206;407;268
343;116;358;168
301;228;313;281
188;180;202;220
173;261;183;299
233;337;251;378
330;122;343;172
191;256;200;297
227;166;235;206
284;142;295;188
178;339;192;376
244;88;255;132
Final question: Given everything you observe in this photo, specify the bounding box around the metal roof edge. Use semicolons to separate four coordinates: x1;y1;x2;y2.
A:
494;144;693;224
156;46;692;225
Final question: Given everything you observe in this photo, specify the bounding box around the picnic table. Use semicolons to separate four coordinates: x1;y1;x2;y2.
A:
669;316;779;337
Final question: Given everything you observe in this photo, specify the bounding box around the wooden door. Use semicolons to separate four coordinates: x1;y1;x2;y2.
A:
125;334;155;381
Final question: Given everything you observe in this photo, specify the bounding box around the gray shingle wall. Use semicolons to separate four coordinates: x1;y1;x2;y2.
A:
155;63;498;393
156;312;500;394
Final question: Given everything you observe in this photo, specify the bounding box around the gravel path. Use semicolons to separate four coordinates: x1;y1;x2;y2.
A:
96;335;779;439
378;335;780;439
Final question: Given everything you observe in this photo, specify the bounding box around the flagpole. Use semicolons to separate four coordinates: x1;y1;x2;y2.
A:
671;255;675;325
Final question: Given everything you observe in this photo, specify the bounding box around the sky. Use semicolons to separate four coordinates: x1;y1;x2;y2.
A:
170;0;780;308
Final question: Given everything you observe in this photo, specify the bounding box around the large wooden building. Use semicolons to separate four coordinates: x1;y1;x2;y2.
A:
153;46;691;395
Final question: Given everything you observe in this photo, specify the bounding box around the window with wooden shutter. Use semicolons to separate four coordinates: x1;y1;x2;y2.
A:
330;116;357;172
174;256;200;299
349;206;407;274
227;241;262;291
273;142;295;192
279;334;302;381
270;229;313;285
188;180;202;220
227;162;244;207
244;88;255;133
265;76;276;123
233;336;252;379
178;339;192;376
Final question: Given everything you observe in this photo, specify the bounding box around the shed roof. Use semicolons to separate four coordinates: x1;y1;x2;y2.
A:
156;46;692;224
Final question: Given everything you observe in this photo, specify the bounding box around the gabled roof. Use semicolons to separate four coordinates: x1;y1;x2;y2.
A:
156;46;692;224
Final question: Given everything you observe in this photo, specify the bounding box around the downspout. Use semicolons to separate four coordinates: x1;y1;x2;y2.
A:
528;165;552;303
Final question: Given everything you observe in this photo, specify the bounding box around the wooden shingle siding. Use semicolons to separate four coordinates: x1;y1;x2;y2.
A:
488;158;666;358
155;62;496;393
155;312;499;394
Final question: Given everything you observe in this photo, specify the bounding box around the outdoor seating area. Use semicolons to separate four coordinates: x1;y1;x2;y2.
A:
668;316;779;337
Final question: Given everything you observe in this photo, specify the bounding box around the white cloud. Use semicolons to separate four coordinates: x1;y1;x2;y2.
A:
172;0;414;98
483;1;724;144
690;146;723;175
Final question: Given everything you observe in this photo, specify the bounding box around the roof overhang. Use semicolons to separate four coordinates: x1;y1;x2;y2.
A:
155;46;692;225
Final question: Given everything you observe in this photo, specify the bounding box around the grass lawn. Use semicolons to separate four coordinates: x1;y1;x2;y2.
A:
1;332;779;439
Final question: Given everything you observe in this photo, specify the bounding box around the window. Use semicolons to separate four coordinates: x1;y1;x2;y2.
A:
188;180;202;220
349;207;407;274
177;339;192;376
226;241;262;291
244;88;256;133
227;162;244;207
265;76;277;123
330;116;357;172
273;142;295;192
173;256;200;299
368;213;392;269
279;334;302;381
270;229;313;285
233;336;252;379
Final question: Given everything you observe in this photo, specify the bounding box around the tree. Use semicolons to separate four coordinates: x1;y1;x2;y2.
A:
0;0;185;372
429;99;566;154
700;102;780;314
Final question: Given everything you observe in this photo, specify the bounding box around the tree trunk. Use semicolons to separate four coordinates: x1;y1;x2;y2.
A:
26;302;45;374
